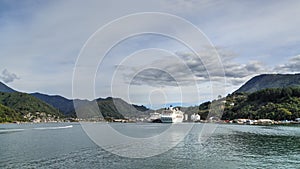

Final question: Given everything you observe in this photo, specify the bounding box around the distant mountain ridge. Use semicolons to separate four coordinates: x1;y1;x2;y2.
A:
0;81;150;120
32;94;150;119
31;93;78;117
235;74;300;93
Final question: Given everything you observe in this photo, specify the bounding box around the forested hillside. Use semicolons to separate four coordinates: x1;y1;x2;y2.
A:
199;87;300;120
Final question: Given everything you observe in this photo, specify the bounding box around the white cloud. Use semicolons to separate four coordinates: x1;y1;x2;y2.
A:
0;69;20;83
274;55;300;73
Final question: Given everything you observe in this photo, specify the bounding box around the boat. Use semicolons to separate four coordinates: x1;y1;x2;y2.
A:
148;112;162;123
160;106;184;123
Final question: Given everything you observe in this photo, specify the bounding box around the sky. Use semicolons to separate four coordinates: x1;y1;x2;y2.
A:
1;0;300;109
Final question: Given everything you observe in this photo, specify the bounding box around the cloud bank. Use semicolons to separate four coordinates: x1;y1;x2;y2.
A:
275;55;300;73
1;0;300;105
124;47;268;89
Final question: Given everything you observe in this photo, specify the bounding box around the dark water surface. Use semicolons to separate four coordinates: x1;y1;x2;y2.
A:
0;123;299;169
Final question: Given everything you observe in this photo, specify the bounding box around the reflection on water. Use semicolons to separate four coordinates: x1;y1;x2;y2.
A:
82;122;194;158
0;123;299;168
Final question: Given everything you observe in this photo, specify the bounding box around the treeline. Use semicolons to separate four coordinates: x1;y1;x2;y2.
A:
199;87;300;121
248;87;300;102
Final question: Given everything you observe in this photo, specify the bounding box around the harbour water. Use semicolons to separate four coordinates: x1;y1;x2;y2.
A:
0;123;299;168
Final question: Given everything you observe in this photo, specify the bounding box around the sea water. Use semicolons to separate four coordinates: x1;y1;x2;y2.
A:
0;123;299;169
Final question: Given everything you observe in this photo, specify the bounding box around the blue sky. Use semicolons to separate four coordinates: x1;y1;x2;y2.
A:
1;0;300;108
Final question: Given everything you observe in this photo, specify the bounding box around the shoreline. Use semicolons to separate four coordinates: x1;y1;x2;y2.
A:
1;121;299;126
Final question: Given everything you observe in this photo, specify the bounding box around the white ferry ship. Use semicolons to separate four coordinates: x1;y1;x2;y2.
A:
160;106;184;123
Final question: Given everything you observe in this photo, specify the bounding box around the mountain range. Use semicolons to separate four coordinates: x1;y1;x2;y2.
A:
0;82;150;122
1;73;300;122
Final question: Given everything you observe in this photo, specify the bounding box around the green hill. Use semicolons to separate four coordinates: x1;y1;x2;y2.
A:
96;97;150;119
199;87;300;121
0;92;63;122
73;98;125;119
73;97;150;120
236;74;300;93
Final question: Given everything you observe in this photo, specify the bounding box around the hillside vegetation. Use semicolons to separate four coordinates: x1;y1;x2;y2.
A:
96;97;150;119
0;103;22;122
0;92;63;122
199;87;300;120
